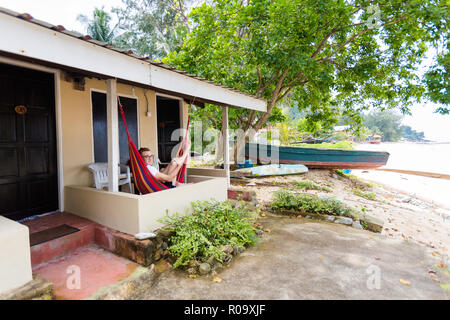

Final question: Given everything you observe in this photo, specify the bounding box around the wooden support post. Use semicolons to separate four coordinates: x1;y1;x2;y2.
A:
222;106;230;187
107;78;119;192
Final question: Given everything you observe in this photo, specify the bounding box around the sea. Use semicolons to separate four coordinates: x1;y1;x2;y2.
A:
353;142;450;209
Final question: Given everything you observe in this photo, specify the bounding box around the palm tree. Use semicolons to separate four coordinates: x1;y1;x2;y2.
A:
77;7;118;44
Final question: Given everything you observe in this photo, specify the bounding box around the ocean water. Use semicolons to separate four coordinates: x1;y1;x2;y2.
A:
355;142;450;174
353;142;450;209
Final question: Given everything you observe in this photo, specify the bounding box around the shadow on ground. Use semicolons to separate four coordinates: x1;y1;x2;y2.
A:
134;216;449;300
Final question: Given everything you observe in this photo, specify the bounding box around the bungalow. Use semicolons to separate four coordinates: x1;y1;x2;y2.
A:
0;7;266;295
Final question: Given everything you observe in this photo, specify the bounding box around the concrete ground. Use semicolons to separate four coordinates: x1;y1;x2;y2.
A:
137;216;449;300
33;245;140;300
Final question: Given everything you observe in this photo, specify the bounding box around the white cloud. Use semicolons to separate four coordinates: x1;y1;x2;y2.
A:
0;0;124;33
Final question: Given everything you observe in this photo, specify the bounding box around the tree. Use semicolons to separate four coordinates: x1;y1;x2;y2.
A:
112;0;196;59
363;110;404;142
401;125;425;141
77;7;119;44
163;0;448;158
424;50;449;113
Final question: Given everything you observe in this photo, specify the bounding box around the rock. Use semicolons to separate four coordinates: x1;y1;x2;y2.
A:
360;215;384;233
224;255;232;263
188;260;200;268
256;230;264;236
327;216;336;222
187;267;197;275
207;256;217;265
306;216;311;219
223;245;234;255
352;221;364;229
233;246;239;255
161;242;168;250
334;217;353;226
157;228;173;237
154;251;161;261
199;263;211;275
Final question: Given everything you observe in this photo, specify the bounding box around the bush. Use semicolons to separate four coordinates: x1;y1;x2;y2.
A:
292;181;331;192
270;190;357;218
158;200;258;268
292;141;354;149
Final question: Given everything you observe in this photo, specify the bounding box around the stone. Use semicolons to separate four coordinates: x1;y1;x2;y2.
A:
352;222;364;229
187;267;197;275
199;263;211;275
327;216;336;222
256;230;264;236
0;274;54;300
206;256;217;265
154;251;161;261
188;260;201;268
334;217;353;226
223;245;234;255
360;215;384;233
161;242;168;250
157;228;174;238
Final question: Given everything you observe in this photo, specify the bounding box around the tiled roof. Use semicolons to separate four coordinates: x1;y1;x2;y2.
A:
0;7;265;102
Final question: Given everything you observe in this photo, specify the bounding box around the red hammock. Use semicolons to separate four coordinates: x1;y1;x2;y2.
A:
119;99;190;194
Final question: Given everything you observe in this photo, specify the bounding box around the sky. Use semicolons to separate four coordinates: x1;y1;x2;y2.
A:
1;0;449;141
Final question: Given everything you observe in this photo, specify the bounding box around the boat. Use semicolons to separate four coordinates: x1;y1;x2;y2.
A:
368;135;382;144
231;164;308;177
245;143;389;169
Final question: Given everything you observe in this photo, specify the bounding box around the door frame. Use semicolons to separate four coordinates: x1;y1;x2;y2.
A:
155;93;184;161
0;56;64;214
89;88;140;163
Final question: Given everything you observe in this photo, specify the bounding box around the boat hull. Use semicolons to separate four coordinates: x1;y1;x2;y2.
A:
232;164;308;177
245;143;389;169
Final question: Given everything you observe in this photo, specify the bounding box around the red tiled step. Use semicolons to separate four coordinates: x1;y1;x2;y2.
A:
21;212;99;267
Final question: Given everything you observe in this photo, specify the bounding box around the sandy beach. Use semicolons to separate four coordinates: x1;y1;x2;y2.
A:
232;169;450;259
352;142;450;209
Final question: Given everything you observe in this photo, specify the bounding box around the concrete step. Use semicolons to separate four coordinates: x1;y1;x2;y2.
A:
22;212;98;267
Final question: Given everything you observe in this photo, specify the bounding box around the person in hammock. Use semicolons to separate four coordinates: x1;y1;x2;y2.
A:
139;139;191;188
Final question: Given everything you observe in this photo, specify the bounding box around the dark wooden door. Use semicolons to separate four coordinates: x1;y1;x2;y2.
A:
91;92;138;165
157;96;181;164
0;63;58;221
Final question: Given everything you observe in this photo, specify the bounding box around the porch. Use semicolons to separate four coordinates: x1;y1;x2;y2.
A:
0;6;266;297
65;171;228;235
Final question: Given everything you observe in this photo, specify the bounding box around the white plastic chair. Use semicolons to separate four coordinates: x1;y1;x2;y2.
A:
87;162;132;192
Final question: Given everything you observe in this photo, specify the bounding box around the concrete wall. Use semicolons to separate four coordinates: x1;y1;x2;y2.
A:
64;176;227;235
0;217;32;293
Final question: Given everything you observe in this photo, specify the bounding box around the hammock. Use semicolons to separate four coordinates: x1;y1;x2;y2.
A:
119;99;190;194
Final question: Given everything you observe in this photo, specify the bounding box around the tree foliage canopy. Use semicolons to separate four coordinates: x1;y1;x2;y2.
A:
163;0;448;133
77;7;119;44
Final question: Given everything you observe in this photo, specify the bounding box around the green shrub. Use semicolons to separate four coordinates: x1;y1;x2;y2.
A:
292;181;332;192
353;189;376;200
270;190;357;218
158;200;258;268
292;141;354;150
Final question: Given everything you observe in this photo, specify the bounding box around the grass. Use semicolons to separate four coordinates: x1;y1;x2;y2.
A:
292;181;332;192
291;141;354;150
353;189;376;200
270;189;358;219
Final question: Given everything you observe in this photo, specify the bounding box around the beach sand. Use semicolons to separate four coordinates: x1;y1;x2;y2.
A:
232;169;450;259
